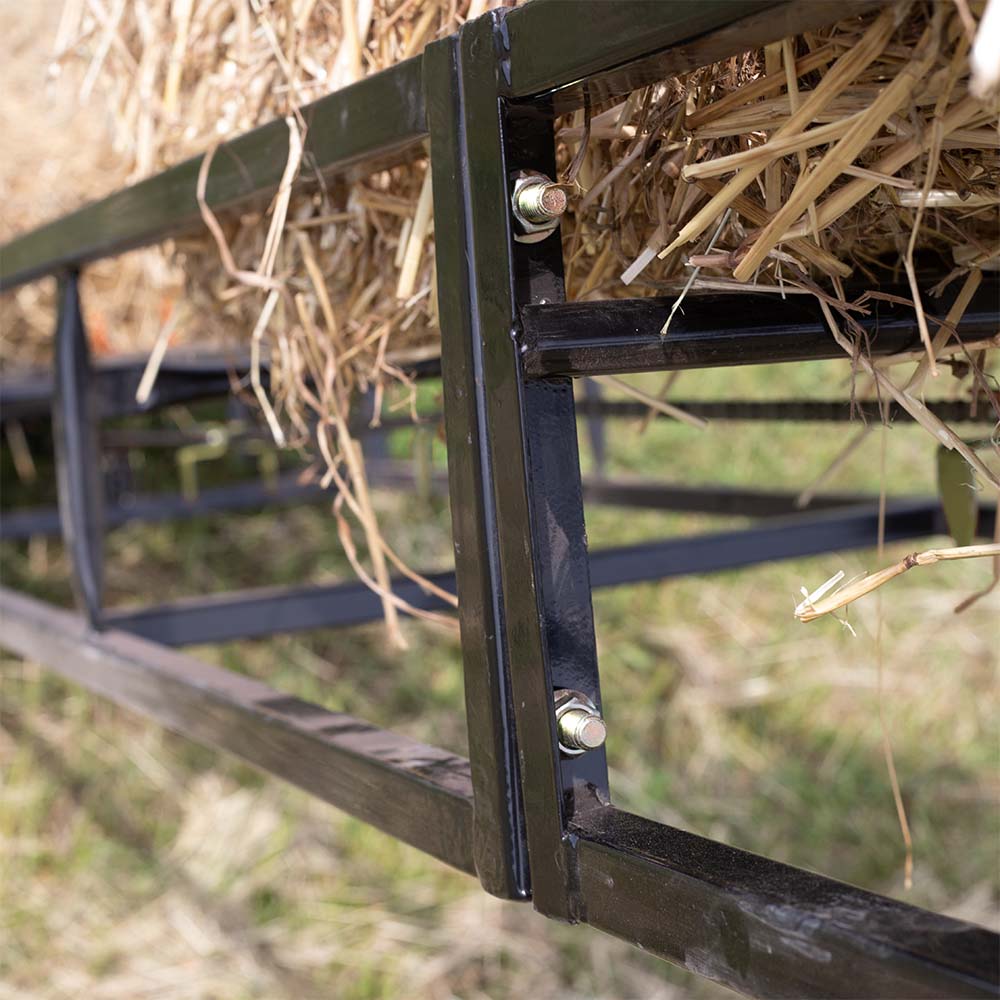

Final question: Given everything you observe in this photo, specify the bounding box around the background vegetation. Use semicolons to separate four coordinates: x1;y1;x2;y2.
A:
2;360;998;999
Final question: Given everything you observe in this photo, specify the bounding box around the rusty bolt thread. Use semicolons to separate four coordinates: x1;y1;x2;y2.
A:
557;707;607;753
514;181;568;225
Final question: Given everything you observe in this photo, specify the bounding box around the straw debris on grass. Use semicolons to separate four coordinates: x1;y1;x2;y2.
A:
5;0;998;634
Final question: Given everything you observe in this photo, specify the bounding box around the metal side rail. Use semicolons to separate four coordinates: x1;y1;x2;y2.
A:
0;469;905;542
0;586;475;872
0;2;868;290
6;354;996;427
10;498;993;647
3;1;999;995
520;279;1000;379
0;61;427;289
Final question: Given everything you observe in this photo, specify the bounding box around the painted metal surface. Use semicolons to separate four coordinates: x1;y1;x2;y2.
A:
7;357;993;429
0;585;476;874
1;471;933;542
572;806;1000;998
573;397;999;425
424;34;530;901
0;59;426;290
427;13;616;916
521;278;1000;378
499;0;878;108
2;0;1000;995
0;1;881;290
9;497;991;644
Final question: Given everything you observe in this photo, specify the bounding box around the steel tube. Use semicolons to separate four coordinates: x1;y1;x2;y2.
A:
521;280;1000;379
0;585;476;874
571;805;999;999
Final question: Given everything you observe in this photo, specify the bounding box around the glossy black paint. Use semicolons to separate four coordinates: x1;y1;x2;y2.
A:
0;472;320;540
0;0;881;291
11;490;989;643
424;34;530;900
3;580;996;998
506;93;610;874
580;483;931;519
4;0;1000;994
427;12;616;918
521;279;1000;378
499;0;878;110
571;806;999;999
103;569;457;646
52;273;104;625
585;499;995;590
8;355;996;429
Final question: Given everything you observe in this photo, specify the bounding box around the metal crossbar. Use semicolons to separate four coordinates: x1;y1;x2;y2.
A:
521;280;1000;378
1;2;997;997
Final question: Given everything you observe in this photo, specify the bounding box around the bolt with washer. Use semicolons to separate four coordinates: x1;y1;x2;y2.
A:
553;689;607;755
511;173;570;242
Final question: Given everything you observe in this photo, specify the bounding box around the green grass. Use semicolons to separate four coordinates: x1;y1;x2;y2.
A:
1;364;998;999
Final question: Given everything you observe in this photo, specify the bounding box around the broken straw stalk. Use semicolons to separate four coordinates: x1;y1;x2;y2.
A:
795;544;1000;622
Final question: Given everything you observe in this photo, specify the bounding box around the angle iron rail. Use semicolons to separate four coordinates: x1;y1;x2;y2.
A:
0;473;920;542
0;59;426;290
570;806;999;998
0;353;443;423
427;18;617;913
6;361;995;426
52;273;104;624
500;0;880;109
573;397;1000;425
3;0;998;994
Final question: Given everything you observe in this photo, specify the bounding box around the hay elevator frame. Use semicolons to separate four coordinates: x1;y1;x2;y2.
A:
1;2;998;996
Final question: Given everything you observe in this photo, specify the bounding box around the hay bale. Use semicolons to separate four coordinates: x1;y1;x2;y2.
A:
18;3;999;395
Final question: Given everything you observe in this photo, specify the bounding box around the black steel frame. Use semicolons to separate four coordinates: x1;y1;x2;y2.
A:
2;3;998;997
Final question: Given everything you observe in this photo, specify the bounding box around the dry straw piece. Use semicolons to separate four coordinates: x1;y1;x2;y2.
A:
5;0;999;636
795;543;1000;621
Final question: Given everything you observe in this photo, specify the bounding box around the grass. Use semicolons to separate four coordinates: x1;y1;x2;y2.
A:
1;360;998;999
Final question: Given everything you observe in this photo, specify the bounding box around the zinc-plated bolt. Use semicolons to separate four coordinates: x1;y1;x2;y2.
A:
511;173;570;242
558;708;607;752
513;178;568;225
554;689;607;756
